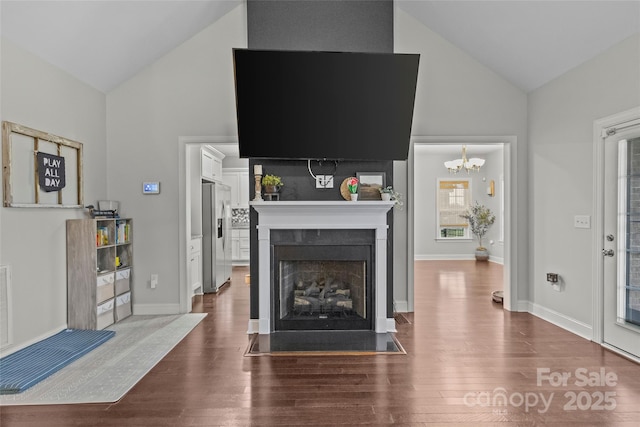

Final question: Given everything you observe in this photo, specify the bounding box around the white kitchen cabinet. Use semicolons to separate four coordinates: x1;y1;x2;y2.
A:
189;237;202;295
222;171;240;205
231;228;249;265
223;168;250;207
238;171;249;206
201;147;224;183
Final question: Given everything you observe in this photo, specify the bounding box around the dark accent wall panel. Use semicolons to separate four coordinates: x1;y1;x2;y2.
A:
248;0;393;53
247;0;395;321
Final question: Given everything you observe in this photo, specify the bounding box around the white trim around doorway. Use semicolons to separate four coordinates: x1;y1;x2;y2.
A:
408;136;519;311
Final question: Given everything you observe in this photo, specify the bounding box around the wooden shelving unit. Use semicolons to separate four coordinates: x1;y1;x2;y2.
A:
66;218;133;330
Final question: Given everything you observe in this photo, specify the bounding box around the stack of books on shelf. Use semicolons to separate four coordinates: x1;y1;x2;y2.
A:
96;227;109;246
116;221;130;244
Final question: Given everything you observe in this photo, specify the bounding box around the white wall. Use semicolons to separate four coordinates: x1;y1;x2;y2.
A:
105;4;247;313
0;38;107;352
528;34;640;329
394;8;528;307
414;146;503;261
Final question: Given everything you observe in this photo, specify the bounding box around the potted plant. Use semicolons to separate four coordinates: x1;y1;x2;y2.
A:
460;201;495;261
347;177;359;201
261;174;283;194
379;186;404;209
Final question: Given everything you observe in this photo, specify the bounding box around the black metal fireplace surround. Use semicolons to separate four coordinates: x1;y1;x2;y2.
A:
271;229;374;331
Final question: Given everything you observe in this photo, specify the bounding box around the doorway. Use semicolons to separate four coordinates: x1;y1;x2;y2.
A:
408;136;516;311
178;136;244;314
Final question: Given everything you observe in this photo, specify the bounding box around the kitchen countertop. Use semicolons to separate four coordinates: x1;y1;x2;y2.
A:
232;223;249;229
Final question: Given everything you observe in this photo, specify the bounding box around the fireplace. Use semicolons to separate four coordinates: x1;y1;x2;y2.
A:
250;201;395;335
272;229;374;331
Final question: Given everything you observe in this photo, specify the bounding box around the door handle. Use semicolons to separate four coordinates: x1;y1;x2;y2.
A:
602;249;614;257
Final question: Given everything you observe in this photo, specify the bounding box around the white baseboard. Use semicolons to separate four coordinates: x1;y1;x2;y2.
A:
133;304;181;316
247;319;259;334
515;300;530;312
415;254;475;261
528;302;593;341
0;323;67;358
394;300;409;313
386;318;397;333
415;254;504;264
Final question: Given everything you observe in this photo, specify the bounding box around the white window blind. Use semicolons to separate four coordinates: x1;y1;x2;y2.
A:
438;180;471;238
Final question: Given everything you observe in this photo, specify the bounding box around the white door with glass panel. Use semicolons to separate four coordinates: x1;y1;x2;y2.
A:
603;130;640;359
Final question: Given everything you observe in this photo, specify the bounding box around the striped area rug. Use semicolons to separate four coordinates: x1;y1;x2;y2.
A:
0;329;115;394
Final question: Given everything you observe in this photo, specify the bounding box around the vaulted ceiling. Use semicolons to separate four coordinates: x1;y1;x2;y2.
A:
1;1;639;93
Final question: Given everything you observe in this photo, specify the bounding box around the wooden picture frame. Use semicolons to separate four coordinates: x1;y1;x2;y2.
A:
2;121;83;208
356;172;385;200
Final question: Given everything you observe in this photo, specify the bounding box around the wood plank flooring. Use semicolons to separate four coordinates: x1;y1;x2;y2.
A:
2;260;639;426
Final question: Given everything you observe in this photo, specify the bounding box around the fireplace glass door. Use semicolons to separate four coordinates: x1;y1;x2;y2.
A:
272;230;374;331
279;260;367;326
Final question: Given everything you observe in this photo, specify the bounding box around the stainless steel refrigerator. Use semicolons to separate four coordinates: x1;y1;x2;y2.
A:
202;182;232;293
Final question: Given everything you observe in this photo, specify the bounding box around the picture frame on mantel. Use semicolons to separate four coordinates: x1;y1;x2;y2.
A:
356;172;385;200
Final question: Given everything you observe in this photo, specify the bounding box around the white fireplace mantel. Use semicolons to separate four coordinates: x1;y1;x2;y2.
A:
248;200;396;335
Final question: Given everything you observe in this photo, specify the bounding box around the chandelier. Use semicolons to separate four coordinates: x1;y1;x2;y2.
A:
444;145;485;173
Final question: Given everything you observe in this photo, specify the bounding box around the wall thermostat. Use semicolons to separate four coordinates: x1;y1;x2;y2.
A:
143;182;160;194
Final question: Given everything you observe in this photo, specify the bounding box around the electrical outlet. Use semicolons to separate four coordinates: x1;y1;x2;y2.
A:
546;273;558;283
574;215;591;229
315;175;334;189
151;274;158;289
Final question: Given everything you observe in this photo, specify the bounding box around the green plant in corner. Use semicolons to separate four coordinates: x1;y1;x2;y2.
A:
459;201;495;250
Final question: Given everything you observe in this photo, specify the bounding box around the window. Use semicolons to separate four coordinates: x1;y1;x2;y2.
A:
437;179;471;239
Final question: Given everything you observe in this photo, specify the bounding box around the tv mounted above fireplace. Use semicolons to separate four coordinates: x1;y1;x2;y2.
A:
232;49;420;161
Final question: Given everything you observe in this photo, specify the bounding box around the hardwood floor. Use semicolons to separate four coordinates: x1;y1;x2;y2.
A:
2;261;639;426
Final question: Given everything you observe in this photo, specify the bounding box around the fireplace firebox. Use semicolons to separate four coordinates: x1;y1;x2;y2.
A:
272;229;374;331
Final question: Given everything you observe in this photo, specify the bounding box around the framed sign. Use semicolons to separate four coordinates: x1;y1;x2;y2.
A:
356;171;386;200
2;121;83;208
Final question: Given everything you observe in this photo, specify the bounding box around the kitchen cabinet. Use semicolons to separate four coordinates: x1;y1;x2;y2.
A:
189;237;202;295
201;147;224;183
231;228;250;265
223;168;250;207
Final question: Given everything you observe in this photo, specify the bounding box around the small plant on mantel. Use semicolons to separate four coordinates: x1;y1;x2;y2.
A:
261;174;283;194
379;186;404;209
261;174;283;186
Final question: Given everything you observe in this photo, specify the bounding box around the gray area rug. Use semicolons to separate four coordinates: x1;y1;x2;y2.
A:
0;313;206;406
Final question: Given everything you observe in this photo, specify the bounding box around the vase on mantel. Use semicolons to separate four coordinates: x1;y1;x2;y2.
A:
264;185;279;194
350;193;358;201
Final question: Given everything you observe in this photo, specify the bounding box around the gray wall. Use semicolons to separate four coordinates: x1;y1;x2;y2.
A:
106;5;247;314
0;38;107;353
246;0;396;320
528;33;640;326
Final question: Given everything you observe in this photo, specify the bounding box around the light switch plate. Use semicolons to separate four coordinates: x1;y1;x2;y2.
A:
574;215;591;229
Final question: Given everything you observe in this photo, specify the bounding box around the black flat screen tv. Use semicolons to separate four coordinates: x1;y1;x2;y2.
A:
233;49;419;161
